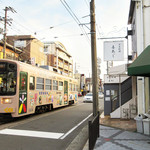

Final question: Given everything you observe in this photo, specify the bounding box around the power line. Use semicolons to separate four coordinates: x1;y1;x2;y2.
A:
60;0;90;44
60;0;79;26
13;19;34;34
35;20;74;34
36;15;89;33
0;9;33;36
52;32;92;39
10;7;36;34
84;0;89;8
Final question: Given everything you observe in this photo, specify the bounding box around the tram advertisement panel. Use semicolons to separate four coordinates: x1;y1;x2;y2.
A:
64;81;68;104
19;72;27;114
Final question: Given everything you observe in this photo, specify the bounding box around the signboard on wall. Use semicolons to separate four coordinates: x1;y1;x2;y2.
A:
104;41;124;61
14;40;26;48
104;74;129;84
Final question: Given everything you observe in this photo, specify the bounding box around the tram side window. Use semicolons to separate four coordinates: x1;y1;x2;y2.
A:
45;79;52;90
58;81;63;91
29;76;35;90
36;77;44;90
53;80;58;90
69;83;72;91
20;72;27;91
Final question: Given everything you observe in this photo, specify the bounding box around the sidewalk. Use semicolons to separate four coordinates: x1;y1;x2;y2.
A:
83;113;150;150
94;125;150;150
100;113;136;132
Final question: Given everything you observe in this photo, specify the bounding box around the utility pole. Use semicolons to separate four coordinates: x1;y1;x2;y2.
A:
3;6;16;59
3;7;8;59
90;0;99;116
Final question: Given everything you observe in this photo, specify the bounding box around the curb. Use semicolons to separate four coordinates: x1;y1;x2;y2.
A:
66;125;88;150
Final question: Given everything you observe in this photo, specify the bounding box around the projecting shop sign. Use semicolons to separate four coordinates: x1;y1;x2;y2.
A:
14;40;26;48
104;41;124;61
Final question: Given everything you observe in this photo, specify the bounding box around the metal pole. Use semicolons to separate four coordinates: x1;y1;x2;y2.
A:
119;75;122;118
107;61;108;74
127;27;129;64
3;7;8;59
90;0;98;116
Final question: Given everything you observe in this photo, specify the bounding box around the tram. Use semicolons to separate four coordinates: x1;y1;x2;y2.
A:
0;59;78;117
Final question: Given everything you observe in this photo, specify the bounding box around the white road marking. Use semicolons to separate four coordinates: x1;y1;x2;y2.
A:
60;113;93;139
0;111;92;140
0;129;64;139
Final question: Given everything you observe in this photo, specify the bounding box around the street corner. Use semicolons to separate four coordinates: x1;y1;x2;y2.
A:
94;125;150;150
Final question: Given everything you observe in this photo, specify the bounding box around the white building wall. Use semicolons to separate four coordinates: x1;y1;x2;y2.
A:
136;1;143;56
143;0;150;47
133;0;150;114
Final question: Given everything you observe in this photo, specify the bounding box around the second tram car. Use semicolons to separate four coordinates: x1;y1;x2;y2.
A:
0;59;78;117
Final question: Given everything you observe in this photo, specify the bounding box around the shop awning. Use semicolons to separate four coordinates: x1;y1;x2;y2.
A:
128;45;150;76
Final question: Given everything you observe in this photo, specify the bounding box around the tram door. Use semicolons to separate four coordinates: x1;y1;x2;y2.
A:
64;81;68;105
19;72;28;115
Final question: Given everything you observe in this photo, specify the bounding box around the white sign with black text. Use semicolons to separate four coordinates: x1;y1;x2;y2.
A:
104;41;124;61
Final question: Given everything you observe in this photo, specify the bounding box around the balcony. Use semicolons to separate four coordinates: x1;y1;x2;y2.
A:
58;61;63;68
69;66;73;72
58;53;73;65
64;64;69;70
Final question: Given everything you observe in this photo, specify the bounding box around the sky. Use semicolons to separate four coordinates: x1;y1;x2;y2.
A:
0;0;131;79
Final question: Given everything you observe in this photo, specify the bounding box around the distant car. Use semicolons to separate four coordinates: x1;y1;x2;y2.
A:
83;93;93;103
98;92;104;99
78;93;82;97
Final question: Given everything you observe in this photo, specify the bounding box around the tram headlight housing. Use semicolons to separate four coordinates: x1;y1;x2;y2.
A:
1;98;12;104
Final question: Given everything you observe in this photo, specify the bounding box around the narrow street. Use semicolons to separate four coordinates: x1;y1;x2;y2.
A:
0;97;93;150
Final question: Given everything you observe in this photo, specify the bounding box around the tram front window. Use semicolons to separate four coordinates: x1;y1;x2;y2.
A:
0;62;17;95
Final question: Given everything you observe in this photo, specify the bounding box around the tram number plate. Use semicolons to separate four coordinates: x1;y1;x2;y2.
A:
4;108;14;113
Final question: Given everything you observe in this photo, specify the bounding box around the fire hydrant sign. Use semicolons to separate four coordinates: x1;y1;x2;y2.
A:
104;41;124;61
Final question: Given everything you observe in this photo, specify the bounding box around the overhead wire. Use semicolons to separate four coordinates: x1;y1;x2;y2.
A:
1;0;91;47
0;8;44;57
0;7;31;36
84;0;89;8
1;1;90;43
35;20;74;33
51;32;92;39
63;0;90;42
60;0;90;44
15;12;37;34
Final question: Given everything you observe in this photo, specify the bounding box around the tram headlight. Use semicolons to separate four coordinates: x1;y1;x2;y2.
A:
1;98;12;104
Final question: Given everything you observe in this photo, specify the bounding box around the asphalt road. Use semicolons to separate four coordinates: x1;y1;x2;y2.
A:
0;97;93;150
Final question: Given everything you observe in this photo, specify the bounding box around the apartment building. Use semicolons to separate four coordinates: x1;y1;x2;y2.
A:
6;35;47;66
44;41;73;77
0;41;22;60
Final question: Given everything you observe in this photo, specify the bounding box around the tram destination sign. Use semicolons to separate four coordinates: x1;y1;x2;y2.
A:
104;41;124;61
